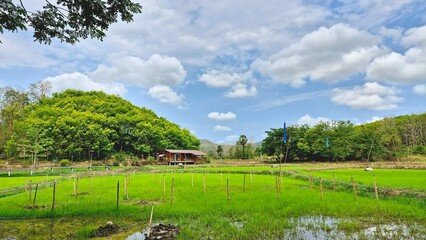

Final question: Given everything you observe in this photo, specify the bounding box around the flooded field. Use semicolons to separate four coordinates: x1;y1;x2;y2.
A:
1;215;424;239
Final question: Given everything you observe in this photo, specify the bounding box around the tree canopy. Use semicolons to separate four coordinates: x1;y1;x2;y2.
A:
0;0;142;44
0;89;200;161
260;115;426;162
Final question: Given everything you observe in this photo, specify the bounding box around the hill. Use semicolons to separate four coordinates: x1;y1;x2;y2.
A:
1;90;199;161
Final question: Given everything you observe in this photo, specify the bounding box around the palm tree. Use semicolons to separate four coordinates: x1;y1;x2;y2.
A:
239;135;248;159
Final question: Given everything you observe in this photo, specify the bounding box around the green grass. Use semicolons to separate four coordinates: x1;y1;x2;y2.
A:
0;169;425;239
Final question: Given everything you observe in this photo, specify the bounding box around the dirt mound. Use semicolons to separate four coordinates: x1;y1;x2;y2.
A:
95;222;120;237
23;205;46;209
146;224;179;240
135;200;162;206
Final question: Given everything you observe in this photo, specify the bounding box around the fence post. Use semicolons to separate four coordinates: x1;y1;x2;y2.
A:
116;180;120;209
373;175;379;201
33;184;39;207
351;176;358;200
52;181;56;210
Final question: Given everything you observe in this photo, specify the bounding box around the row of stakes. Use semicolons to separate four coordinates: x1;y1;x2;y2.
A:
23;170;381;212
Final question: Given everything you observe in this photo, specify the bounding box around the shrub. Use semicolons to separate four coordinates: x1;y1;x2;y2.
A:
60;159;70;166
413;145;426;155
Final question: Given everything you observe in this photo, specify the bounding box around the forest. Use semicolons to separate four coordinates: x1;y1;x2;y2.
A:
0;85;199;161
261;113;426;162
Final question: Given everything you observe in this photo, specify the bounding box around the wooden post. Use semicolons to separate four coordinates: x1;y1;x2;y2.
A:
250;171;253;183
91;174;94;192
227;178;230;203
243;174;246;192
351;176;357;200
220;172;223;185
33;184;39;207
116;180;120;209
373;175;379;201
203;174;206;193
276;176;279;199
52;181;56;210
309;175;312;189
171;177;175;204
124;176;129;200
320;177;323;201
46;174;49;187
332;172;335;191
29;180;32;202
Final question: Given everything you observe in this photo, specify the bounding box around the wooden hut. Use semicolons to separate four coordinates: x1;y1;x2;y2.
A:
158;149;206;164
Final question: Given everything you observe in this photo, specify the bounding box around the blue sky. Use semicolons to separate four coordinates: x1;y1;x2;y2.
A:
1;0;426;144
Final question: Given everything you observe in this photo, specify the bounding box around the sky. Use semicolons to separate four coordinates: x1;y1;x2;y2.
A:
1;0;426;144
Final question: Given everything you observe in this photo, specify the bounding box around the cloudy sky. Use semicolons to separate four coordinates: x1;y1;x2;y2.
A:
1;0;425;144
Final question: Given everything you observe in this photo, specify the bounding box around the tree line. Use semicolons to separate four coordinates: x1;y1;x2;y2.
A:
0;85;199;161
261;115;426;162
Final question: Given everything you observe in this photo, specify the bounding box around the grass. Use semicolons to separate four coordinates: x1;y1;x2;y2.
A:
0;167;425;239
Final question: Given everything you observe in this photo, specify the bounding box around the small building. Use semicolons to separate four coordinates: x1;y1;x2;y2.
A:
158;149;206;164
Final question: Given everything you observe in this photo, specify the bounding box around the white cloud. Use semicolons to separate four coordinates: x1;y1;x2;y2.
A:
147;85;184;106
0;37;56;69
199;70;246;88
414;84;426;95
45;72;127;96
366;48;426;83
401;25;426;47
331;82;403;111
366;116;384;123
91;54;186;88
252;24;385;87
214;125;232;132
199;70;257;98
297;114;330;126
225;83;257;98
367;26;426;84
208;112;237;121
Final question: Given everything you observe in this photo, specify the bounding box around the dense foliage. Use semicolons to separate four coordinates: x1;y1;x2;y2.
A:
0;89;199;161
0;0;142;44
261;115;426;162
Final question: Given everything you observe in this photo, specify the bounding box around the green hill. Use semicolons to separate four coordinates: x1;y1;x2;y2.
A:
1;90;199;161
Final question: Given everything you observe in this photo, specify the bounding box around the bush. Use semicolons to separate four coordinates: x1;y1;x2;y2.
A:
60;159;70;166
413;145;426;155
113;160;120;166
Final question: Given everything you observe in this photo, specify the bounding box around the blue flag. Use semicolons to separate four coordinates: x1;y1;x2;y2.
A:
326;137;329;148
283;122;287;143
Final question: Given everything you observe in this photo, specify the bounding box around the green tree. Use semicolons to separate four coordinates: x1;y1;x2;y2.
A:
217;145;223;159
238;135;248;159
0;0;142;44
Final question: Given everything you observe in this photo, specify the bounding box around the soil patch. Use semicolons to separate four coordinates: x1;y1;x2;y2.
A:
95;222;120;237
146;224;179;240
135;200;162;206
23;205;46;209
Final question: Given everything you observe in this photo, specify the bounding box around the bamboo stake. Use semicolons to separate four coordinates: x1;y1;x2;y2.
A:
351;176;358;200
124;176;129;200
250;171;253;183
29;180;32;202
373;175;379;201
332;172;335;191
147;206;155;238
220;172;223;185
33;184;39;207
171;177;175;204
227;178;230;203
191;173;194;187
116;180;120;209
52;181;56;210
163;175;166;198
243;174;246;192
203;174;206;193
320;177;323;201
276;176;280;199
91;174;94;192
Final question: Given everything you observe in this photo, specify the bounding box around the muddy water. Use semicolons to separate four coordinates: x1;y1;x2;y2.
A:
0;216;424;239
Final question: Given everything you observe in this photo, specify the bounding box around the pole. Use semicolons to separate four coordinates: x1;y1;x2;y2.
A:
374;175;379;201
33;184;39;207
52;181;56;210
116;180;120;209
351;176;357;200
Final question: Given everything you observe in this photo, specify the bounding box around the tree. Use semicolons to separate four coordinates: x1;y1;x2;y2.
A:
29;80;52;103
238;135;248;159
217;145;223;159
0;0;142;44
